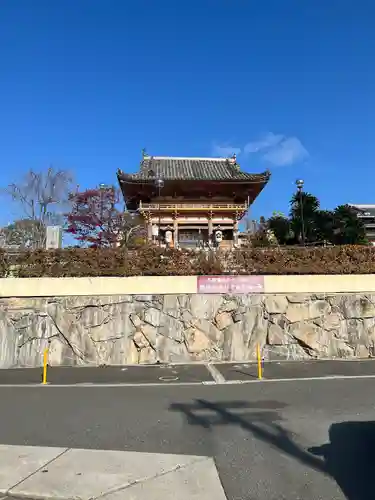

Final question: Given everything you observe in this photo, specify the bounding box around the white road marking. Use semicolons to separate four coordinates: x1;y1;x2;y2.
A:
2;373;375;388
159;376;179;382
205;363;226;384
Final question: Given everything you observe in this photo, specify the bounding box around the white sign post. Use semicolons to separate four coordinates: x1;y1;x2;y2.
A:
46;226;62;249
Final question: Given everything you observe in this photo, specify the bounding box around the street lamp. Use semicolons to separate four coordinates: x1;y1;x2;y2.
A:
295;179;305;246
155;178;164;246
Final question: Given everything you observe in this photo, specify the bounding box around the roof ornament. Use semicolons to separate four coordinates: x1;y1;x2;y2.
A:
231;152;240;170
141;148;148;159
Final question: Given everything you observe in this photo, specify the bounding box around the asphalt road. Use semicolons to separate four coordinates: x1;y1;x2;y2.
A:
2;359;375;385
2;377;375;499
217;359;375;381
0;363;213;385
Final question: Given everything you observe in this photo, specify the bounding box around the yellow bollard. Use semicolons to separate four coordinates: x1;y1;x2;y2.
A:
257;343;262;380
42;347;49;385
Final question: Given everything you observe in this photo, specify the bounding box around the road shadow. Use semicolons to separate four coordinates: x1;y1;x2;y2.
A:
170;399;375;500
309;421;375;500
170;399;325;473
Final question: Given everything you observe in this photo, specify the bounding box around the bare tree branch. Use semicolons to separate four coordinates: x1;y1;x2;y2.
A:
2;167;74;248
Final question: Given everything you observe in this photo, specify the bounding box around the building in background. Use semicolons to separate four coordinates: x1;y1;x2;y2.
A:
117;153;270;250
238;220;260;246
349;204;375;245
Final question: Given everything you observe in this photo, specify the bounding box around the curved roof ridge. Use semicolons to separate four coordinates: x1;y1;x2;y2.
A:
118;157;270;182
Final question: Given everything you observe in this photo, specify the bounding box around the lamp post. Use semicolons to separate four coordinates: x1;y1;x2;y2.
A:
155;178;164;247
295;179;305;246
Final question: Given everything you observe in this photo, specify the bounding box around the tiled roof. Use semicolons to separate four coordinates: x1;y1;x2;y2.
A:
118;156;270;182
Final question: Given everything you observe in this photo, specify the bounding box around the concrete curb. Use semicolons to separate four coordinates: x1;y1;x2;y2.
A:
0;445;227;499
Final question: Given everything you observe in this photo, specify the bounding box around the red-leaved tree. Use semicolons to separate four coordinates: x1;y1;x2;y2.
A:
65;186;145;248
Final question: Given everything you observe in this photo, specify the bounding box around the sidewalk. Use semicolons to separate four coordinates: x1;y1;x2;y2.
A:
0;445;227;499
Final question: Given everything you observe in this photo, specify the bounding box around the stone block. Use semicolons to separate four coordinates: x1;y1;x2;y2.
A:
185;328;211;353
215;311;233;330
264;344;311;360
126;340;140;364
156;336;189;363
288;322;325;352
159;314;184;342
140;323;157;347
355;344;370;358
0;310;19;368
139;346;157;364
314;313;342;331
223;321;249;361
162;295;181;318
223;307;267;361
129;313;142;328
326;337;354;358
237;294;263;307
285;300;331;323
193;319;223;344
133;331;149;349
264;295;288;314
345;318;366;344
143;307;162;327
177;294;191;310
267;323;287;345
189;295;223;320
181;310;194;326
219;299;238;312
286;294;311;303
134;295;153;302
269;314;289;329
331;295;375;319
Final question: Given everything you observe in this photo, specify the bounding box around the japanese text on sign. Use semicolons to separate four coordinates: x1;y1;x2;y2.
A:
197;275;264;294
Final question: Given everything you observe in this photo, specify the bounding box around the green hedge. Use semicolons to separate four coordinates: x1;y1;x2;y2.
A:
1;245;375;277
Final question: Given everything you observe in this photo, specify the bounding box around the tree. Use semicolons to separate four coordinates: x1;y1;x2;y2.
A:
248;227;271;247
1;219;46;249
3;167;73;248
268;215;293;245
314;210;336;244
332;204;367;245
267;190;368;247
290;192;320;244
66;186;145;248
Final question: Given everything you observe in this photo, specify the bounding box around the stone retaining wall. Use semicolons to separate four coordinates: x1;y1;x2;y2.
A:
1;293;375;367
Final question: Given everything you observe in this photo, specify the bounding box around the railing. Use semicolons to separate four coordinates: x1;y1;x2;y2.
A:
138;202;248;211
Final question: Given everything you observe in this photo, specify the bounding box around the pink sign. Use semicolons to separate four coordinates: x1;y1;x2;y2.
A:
197;275;264;294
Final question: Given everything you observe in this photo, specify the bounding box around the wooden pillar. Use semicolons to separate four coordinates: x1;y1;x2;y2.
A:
208;212;213;243
233;216;239;246
173;218;178;247
147;220;153;241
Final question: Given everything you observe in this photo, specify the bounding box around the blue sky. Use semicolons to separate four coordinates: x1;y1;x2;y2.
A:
1;0;375;227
